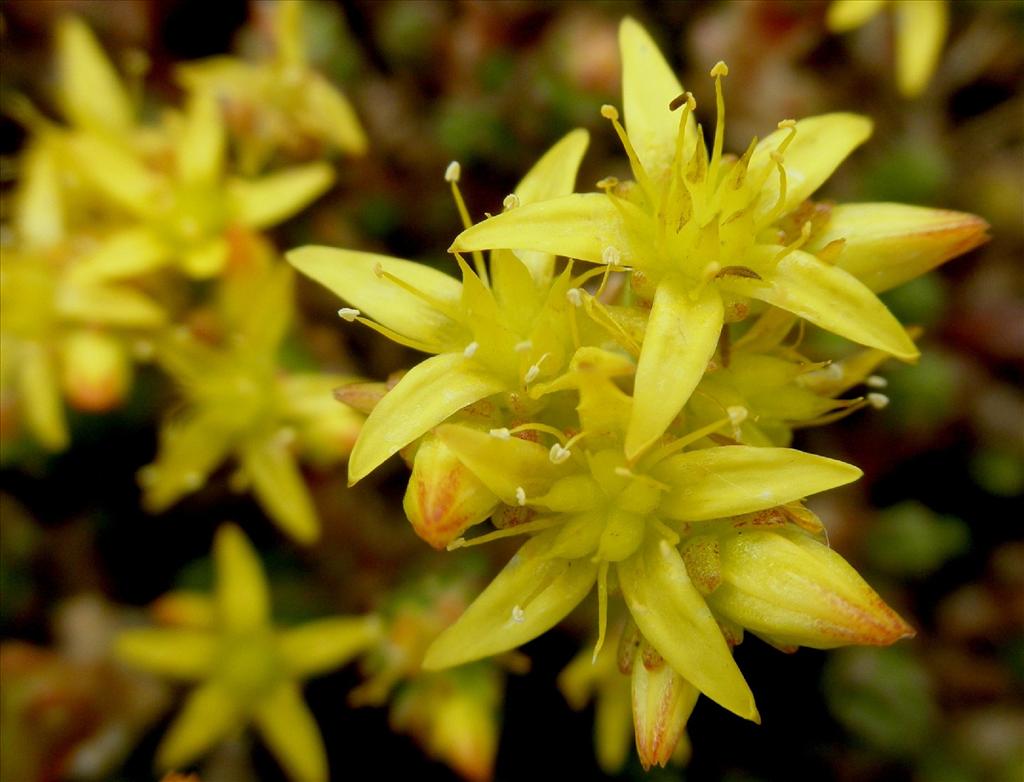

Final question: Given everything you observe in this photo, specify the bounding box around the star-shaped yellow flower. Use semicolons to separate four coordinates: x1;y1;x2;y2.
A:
827;0;949;97
287;129;591;485
116;524;380;782
450;18;985;459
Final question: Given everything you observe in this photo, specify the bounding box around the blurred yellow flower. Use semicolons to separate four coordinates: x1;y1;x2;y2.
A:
116;524;380;782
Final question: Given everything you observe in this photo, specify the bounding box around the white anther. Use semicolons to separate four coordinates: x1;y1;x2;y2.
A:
337;307;360;322
444;160;461;183
614;467;632;478
866;375;888;389
549;443;572;464
867;392;890;410
515;486;527;506
463;341;479;358
503;193;520;210
274;426;297;448
824;363;844;380
489;427;511;440
514;340;533;353
524;365;541;384
727;406;748;425
602;245;621;265
566;288;583;307
511;605;526;623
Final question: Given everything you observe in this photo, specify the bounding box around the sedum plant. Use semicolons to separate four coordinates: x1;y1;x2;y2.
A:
288;16;987;770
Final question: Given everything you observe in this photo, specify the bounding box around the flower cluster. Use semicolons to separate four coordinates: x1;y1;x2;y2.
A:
290;17;987;769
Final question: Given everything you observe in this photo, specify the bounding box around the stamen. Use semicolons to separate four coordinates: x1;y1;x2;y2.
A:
511;605;526;623
373;264;462;322
447;515;563;550
352;315;438;353
524;353;550;384
771;220;812;264
596;176;619;191
489;427;511;439
444;161;461;183
663;91;696;233
566;288;583;307
643;410;748;468
445;161;489;285
592;561;610;662
867;392;890;409
866;375;888;389
509;422;566;442
613;466;670;493
463;341;479;359
601;104;655;200
652;519;680;545
708;61;729;187
602;245;622;265
514;339;533;353
503;193;520;210
549;443;572;464
337;307;360;321
515;486;527;506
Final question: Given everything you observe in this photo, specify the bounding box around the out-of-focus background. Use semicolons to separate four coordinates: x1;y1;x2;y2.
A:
1;1;1021;781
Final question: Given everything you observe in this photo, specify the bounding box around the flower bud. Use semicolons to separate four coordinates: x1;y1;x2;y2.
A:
60;331;130;412
403;433;499;549
705;527;915;649
631;638;699;770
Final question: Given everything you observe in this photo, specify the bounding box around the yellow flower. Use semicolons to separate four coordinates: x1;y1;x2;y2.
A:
67;87;333;280
827;0;949;97
116;524;380;782
177;0;366;171
420;350;863;722
451;17;939;459
138;265;359;543
287;129;591;484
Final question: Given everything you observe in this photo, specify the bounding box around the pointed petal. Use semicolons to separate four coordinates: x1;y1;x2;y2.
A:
655;446;862;521
618;535;758;721
67;135;161;216
619;18;696;186
230;163;334;230
434;423;559;504
423;531;598;670
826;0;886;31
240;433;319;544
59;281;166;328
115;628;217;680
278;616;381;678
254;682;328;782
809;203;989;292
16;143;64;248
450;194;645;266
348;353;507;483
178;90;225;185
300;73;367;155
626;280;723;458
725;247;919;359
895;0;948;97
17;345;69;450
56;17;133;135
156;681;244;771
72;227;170;282
287;246;465;350
214;523;270;632
750;114;873;220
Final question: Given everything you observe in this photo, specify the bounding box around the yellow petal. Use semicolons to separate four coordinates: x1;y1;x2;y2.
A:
240;433;320;544
115;628;217;680
59;281;166;328
422;531;598;670
178;90;225;185
16;143;64;249
631;651;699;770
617;535;758;721
254;682;328;782
895;0;948;97
809;203;989;292
230;163;334;230
274;0;307;70
725;247;919;359
287;246;465;351
300;73;367;155
214;523;271;632
348;353;506;484
656;446;862;522
67;135;161;216
278;616;381;678
56;16;133;135
509;128;590;285
156;680;244;771
708;527;916;648
750;114;873;220
433;422;558;504
826;0;887;32
626;279;723;459
60;330;130;412
450;193;645;267
225;262;294;354
619;17;696;188
17;344;69;451
72;227;170;282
